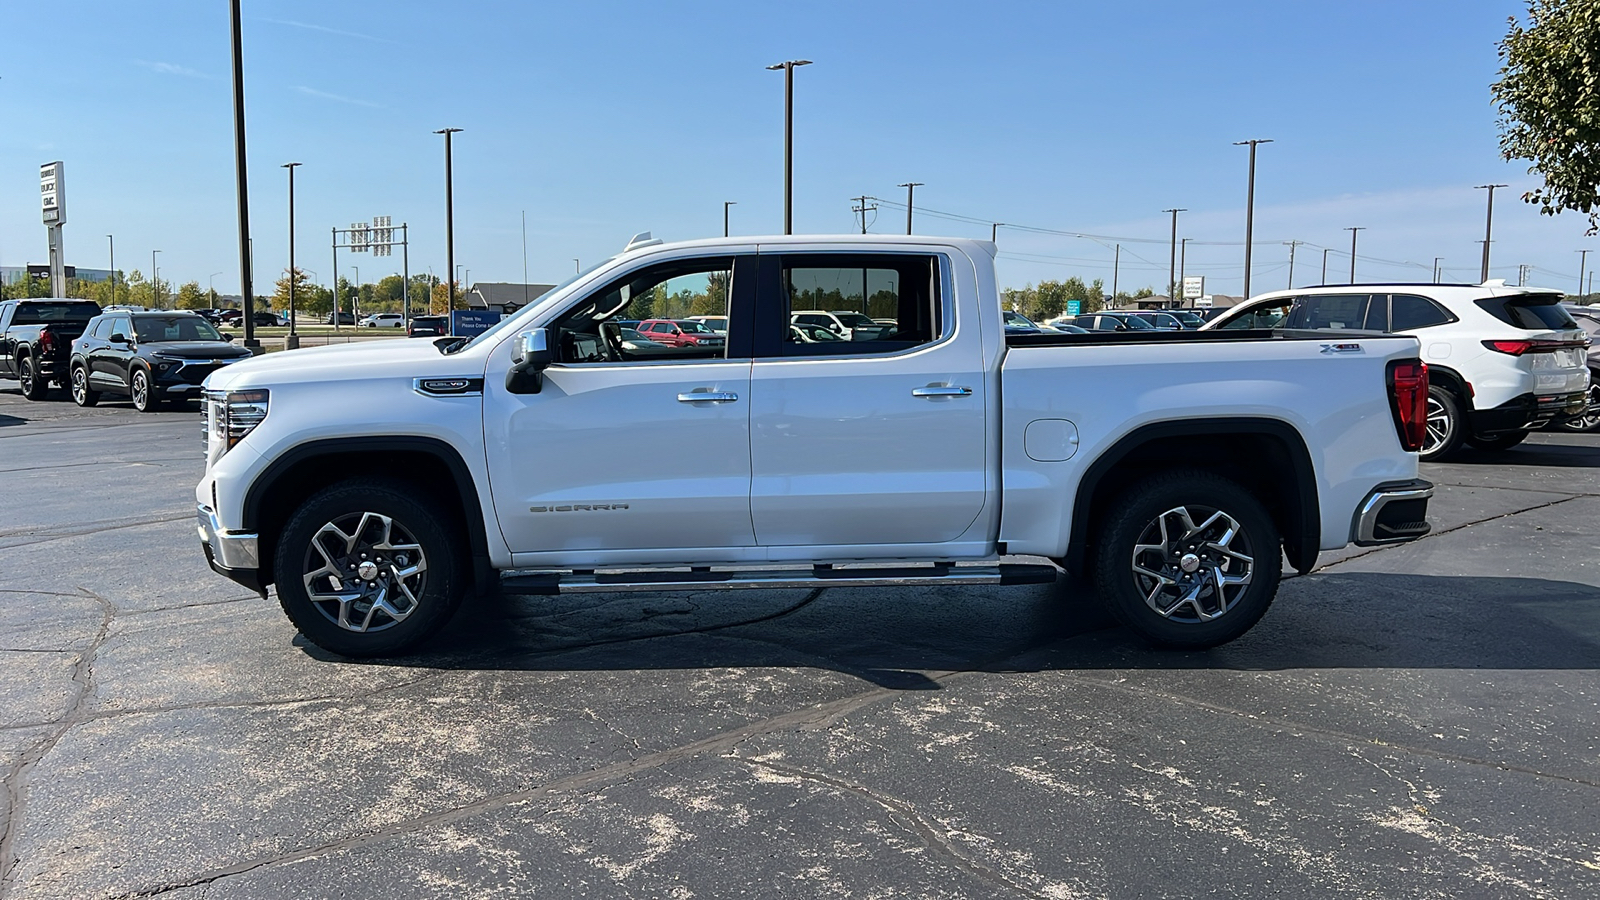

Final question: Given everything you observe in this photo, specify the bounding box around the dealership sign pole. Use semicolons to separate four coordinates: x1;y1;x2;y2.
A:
41;162;66;297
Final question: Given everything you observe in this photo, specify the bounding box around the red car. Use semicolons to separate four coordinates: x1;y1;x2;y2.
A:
634;319;726;349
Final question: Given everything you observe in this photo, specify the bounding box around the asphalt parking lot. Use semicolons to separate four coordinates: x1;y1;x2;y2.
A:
0;387;1597;899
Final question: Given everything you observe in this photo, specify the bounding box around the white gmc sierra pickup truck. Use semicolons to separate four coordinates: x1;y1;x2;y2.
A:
196;234;1434;656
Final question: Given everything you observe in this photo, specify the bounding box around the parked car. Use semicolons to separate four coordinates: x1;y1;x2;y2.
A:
1070;312;1158;332
1126;311;1187;330
686;315;729;334
196;234;1433;657
790;310;895;341
634;319;727;350
1554;304;1600;432
1203;284;1591;459
217;309;279;327
1003;310;1045;334
0;298;102;400
70;310;251;411
788;322;847;343
407;315;450;338
325;311;356;326
360;313;406;328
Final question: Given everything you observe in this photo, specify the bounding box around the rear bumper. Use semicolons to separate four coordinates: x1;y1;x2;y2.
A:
1351;479;1434;547
197;504;266;595
1470;390;1589;435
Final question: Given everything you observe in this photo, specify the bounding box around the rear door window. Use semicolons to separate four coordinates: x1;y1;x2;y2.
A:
1474;293;1579;330
1295;294;1372;330
12;302;101;325
767;254;941;357
1218;298;1295;329
1389;295;1455;331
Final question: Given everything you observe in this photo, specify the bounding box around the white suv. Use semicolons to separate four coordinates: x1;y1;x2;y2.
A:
1203;283;1591;460
360;313;405;328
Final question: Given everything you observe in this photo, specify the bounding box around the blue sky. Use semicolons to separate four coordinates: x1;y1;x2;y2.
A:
0;1;1586;297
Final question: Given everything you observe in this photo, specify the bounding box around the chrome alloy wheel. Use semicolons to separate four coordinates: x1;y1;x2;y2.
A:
301;511;428;633
1130;505;1255;622
131;369;150;410
1423;394;1453;456
1559;381;1600;432
70;366;89;404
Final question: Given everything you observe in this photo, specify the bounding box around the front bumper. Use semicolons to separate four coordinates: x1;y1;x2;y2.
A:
1351;479;1434;547
197;503;266;595
1470;389;1589;435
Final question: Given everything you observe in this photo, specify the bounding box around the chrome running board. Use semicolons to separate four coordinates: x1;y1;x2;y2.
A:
500;563;1059;595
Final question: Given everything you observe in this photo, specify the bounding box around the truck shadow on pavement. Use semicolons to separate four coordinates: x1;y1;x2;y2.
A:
1444;438;1600;468
0;413;24;427
302;572;1600;685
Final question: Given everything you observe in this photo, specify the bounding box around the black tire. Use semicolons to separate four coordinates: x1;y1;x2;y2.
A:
1554;377;1600;433
69;364;100;407
129;367;159;412
1092;469;1282;649
1466;431;1529;452
18;355;49;401
1420;385;1465;462
273;478;464;657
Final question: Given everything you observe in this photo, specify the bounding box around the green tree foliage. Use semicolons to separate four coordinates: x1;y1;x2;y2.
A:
269;268;318;313
0;275;51;299
1492;1;1600;232
372;274;406;310
175;281;208;310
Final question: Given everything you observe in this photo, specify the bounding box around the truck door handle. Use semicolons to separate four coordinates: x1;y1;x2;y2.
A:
911;385;972;397
677;391;739;403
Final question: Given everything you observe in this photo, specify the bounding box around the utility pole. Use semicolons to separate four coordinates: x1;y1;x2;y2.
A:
991;223;1003;242
1517;264;1530;286
106;235;114;305
723;201;736;238
435;128;464;311
1163;208;1185;301
1321;248;1330;285
1285;240;1302;289
1233;139;1273;300
1579;249;1590;299
1345;227;1365;283
1112;243;1121;300
1179;238;1190;303
282;162;301;349
766;59;812;235
851;196;877;234
897;182;923;234
229;0;259;351
1433;257;1444;284
151;250;161;308
1475;184;1508;283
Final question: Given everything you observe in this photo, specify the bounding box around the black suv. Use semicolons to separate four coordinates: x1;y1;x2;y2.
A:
69;311;252;411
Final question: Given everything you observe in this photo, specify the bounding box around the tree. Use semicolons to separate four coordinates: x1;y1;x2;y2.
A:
270;268;315;313
1492;1;1600;232
175;281;207;310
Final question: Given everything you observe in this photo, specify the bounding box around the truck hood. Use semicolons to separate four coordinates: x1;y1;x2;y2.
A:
202;338;481;392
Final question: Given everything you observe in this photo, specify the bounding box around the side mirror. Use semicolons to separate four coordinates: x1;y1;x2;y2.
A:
109;333;129;344
221;332;235;341
506;328;553;394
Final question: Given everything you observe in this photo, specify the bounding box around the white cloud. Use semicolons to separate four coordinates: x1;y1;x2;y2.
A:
292;86;386;110
258;17;397;45
134;60;209;79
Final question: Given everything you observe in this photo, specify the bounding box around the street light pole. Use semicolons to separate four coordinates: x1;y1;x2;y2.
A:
282;162;301;348
1112;243;1121;301
1321;248;1330;284
766;59;812;235
724;201;736;238
991;223;1003;242
1475;183;1508;283
1233;138;1273;300
435;127;464;311
1179;238;1190;303
228;0;259;351
209;272;222;306
897;182;923;235
1345;227;1365;283
151;250;161;308
1433;257;1444;284
106;235;114;305
1580;250;1591;299
1162;208;1185;303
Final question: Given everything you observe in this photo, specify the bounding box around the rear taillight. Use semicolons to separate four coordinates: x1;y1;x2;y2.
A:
38;329;56;355
1482;339;1587;356
1388;359;1428;453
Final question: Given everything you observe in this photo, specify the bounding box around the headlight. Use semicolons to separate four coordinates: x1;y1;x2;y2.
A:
205;388;270;454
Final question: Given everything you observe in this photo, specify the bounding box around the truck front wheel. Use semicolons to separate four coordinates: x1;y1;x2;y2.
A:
1093;470;1282;649
273;479;464;657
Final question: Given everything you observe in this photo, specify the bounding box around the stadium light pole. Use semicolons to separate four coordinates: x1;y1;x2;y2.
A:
1233;138;1273;300
1475;184;1507;283
766;59;812;235
282;162;301;348
897;182;923;234
435;127;464;311
1163;208;1186;304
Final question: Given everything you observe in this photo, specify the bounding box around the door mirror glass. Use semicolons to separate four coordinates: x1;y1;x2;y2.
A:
109;333;128;344
506;328;553;394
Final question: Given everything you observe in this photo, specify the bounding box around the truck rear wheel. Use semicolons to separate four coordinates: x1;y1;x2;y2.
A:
18;355;49;401
273;478;464;657
1093;470;1282;649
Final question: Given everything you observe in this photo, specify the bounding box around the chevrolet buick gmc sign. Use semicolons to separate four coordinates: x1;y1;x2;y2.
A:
41;161;64;225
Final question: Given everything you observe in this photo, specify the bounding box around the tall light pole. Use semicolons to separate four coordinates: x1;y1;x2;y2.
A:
1112;243;1121;301
1476;184;1508;283
1179;237;1190;302
209;271;222;305
151;250;161;308
1580;249;1591;299
105;235;115;305
282;162;301;348
229;0;259;351
723;201;736;238
766;59;812;235
1433;256;1444;284
435;127;463;311
1321;248;1330;284
991;222;1004;242
1233;138;1273;300
1345;227;1364;283
1163;208;1185;302
897;182;923;235
1285;240;1302;289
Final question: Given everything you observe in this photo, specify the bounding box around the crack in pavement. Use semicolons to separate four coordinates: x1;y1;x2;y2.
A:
731;756;1058;900
0;587;115;899
0;512;194;551
1313;494;1587;573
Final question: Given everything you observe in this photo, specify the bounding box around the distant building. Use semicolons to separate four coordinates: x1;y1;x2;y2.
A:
1;265;113;285
465;282;556;314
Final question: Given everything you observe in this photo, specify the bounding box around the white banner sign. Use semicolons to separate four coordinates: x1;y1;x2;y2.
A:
41;161;64;226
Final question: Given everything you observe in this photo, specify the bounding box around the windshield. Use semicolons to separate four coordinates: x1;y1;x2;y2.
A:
1004;311;1035;327
135;316;224;342
13;302;101;325
677;320;714;333
1172;311;1204;326
1117;315;1156;330
450;260;611;353
832;312;877;328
